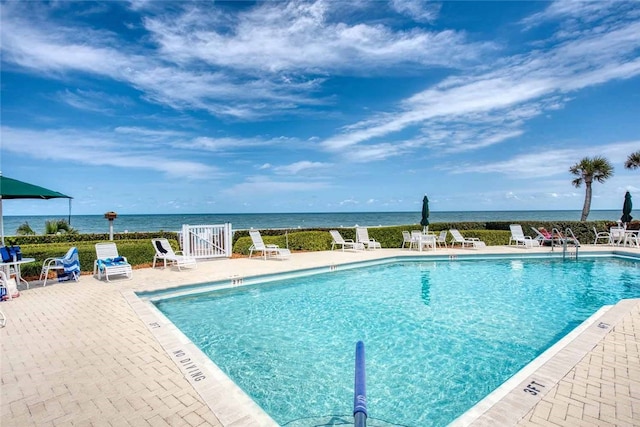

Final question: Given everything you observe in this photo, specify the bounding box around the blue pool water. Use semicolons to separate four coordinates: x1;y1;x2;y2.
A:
153;257;640;426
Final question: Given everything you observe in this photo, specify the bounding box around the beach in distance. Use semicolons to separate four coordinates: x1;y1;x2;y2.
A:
2;210;624;236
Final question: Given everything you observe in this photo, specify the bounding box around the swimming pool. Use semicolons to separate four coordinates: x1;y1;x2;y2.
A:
152;256;640;426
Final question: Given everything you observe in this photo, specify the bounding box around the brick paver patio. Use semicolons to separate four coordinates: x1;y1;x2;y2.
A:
518;302;640;427
1;245;639;426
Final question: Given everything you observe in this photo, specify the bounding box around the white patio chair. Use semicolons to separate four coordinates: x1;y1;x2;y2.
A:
152;238;197;270
401;231;413;249
436;230;448;248
330;230;364;251
0;270;19;301
623;230;639;248
355;227;382;250
39;246;81;286
592;227;611;245
449;229;486;249
509;224;539;248
93;243;132;282
609;226;626;246
249;230;291;260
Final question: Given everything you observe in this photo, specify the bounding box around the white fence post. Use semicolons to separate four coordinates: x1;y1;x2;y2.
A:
225;222;232;257
181;224;190;256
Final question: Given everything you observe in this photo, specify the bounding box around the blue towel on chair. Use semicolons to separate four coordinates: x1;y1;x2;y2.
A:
58;247;80;282
97;256;127;272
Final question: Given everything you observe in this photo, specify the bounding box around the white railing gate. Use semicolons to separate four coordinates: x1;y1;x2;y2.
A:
181;223;232;259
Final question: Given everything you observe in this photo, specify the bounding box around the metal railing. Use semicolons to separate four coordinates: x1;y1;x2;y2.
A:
553;227;580;260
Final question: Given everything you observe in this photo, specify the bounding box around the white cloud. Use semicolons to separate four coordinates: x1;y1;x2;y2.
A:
390;0;441;23
114;126;187;138
273;161;331;174
223;176;330;195
56;89;133;113
1;126;218;179
145;0;486;73
0;1;492;120
520;0;629;30
184;136;297;152
320;16;640;156
457;141;640;178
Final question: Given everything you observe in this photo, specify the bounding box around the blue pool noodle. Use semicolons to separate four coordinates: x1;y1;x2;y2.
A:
354;341;367;427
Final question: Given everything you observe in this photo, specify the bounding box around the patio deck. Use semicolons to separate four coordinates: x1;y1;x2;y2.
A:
1;244;639;426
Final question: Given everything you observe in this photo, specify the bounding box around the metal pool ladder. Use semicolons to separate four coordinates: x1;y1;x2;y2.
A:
555;227;580;260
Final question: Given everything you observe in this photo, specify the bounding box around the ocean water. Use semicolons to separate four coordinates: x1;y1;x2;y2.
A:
1;210;622;235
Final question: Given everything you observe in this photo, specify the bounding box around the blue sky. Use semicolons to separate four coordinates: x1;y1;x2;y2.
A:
1;0;639;216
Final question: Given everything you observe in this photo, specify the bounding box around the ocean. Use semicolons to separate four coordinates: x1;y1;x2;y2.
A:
0;210;623;236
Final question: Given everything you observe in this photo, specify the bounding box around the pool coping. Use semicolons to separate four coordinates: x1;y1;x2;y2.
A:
127;251;640;427
124;290;279;427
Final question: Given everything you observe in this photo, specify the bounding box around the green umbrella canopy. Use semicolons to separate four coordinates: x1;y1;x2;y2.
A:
0;175;72;245
420;195;430;227
621;191;633;224
0;176;71;199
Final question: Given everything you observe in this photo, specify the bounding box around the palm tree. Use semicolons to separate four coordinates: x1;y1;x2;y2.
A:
569;156;614;221
625;150;640;169
16;222;36;235
44;219;78;235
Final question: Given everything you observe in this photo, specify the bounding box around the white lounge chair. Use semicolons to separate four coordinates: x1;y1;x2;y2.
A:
355;227;381;250
509;224;540;248
249;230;291;260
449;229;486;249
152;238;197;270
330;230;364;251
39;246;81;286
530;227;557;246
592;227;611;245
93;243;133;282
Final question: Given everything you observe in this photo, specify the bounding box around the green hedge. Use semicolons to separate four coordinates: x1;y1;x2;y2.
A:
5;231;179;245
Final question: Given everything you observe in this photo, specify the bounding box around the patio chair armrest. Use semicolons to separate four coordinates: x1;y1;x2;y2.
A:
42;257;62;267
266;244;279;248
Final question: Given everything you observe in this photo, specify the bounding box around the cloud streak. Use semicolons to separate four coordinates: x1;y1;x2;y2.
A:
320;12;640;156
1;126;218;179
457;141;640;178
0;1;490;120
